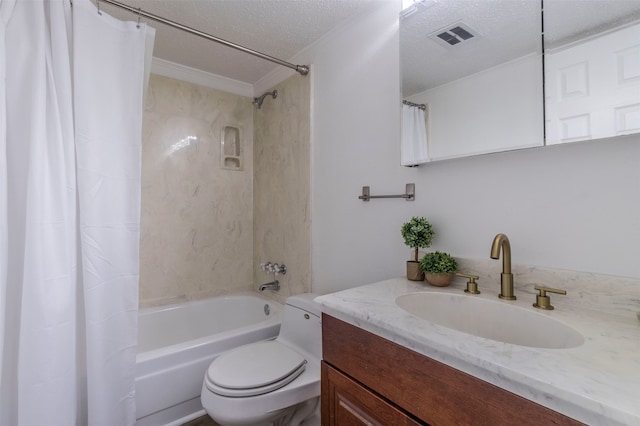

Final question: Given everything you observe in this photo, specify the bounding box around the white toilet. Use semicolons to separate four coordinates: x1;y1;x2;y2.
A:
201;293;322;426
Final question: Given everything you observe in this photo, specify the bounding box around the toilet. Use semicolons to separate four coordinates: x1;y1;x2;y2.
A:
201;293;322;426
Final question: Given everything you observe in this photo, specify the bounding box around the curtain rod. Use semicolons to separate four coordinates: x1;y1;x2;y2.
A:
402;100;426;111
97;0;310;76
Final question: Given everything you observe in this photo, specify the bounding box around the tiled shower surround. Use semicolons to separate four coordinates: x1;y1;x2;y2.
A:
139;73;310;307
253;74;311;303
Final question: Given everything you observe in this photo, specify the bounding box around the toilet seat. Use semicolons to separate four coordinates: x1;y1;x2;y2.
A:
205;340;307;397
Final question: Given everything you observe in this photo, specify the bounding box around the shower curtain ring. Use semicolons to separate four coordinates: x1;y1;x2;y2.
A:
96;0;102;15
136;8;142;28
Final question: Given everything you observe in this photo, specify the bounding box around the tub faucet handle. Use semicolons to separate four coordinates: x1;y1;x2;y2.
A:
260;262;272;272
260;261;286;275
273;263;287;276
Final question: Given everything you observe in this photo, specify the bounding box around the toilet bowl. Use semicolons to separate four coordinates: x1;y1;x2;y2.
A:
201;293;322;426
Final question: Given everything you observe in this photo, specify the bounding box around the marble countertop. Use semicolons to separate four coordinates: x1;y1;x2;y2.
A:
315;277;640;426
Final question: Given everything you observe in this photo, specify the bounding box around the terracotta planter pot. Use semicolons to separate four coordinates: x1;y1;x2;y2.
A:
425;272;454;287
406;261;424;281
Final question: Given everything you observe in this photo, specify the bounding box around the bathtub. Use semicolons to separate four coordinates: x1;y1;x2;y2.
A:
135;293;283;426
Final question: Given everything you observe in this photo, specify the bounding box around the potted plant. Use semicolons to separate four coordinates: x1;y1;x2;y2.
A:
419;251;458;287
401;216;434;281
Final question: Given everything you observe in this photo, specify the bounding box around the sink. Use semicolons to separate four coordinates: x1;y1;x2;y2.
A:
396;292;584;349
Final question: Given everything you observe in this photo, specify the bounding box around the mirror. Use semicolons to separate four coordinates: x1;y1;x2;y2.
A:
400;0;544;162
543;0;640;145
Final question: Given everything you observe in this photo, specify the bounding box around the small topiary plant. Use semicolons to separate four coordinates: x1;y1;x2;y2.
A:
401;216;435;262
419;251;458;274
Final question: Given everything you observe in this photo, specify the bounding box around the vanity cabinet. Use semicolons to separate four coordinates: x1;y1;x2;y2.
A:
321;314;583;426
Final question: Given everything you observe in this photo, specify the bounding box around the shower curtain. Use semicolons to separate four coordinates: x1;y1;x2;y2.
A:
401;103;429;166
0;0;154;425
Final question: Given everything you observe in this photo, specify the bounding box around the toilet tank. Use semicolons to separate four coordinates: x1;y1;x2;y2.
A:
277;294;322;358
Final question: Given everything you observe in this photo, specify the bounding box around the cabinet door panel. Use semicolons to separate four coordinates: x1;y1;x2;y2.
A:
322;362;424;426
545;23;640;144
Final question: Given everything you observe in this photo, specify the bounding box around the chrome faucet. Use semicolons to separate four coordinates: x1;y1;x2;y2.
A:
258;262;285;292
490;233;516;300
259;280;280;292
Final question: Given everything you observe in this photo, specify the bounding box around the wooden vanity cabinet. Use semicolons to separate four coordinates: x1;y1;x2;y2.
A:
321;314;583;426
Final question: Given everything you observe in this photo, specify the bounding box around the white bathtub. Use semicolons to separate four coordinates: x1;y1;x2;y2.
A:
135;293;283;426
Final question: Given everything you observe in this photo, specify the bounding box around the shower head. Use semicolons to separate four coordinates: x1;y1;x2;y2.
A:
253;90;278;109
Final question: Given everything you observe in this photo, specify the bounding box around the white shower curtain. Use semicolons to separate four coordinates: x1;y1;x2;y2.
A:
0;0;154;425
401;103;429;166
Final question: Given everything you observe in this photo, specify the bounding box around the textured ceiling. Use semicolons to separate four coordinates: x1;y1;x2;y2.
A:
544;0;640;48
97;0;640;94
401;0;541;96
98;0;385;84
401;0;640;97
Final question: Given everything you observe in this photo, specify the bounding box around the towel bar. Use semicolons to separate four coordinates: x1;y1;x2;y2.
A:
358;183;415;202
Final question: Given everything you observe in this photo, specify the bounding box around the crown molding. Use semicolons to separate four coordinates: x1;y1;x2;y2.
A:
151;57;254;98
253;66;298;95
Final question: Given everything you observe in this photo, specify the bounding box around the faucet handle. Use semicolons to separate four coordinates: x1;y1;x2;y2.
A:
456;272;480;294
260;262;272;272
533;286;567;310
269;263;287;275
276;264;287;275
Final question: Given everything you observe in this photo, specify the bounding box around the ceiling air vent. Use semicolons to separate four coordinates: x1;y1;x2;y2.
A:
431;22;478;47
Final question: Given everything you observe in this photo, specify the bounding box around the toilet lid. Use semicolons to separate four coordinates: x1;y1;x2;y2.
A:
205;340;307;397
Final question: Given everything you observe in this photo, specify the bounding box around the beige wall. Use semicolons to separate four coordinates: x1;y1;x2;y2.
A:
139;73;311;307
139;74;254;308
253;74;312;303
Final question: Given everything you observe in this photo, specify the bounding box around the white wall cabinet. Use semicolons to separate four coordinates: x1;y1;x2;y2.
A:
545;23;640;144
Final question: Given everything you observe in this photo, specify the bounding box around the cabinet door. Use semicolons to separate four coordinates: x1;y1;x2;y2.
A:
322;362;424;426
545;23;640;144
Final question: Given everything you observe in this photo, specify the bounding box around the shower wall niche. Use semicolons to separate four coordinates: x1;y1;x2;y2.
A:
221;125;243;170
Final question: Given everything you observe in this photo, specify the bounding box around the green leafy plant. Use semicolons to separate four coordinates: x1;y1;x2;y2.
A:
401;216;434;262
419;251;458;274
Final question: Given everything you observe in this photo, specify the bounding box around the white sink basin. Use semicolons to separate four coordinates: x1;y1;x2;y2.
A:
396;292;584;349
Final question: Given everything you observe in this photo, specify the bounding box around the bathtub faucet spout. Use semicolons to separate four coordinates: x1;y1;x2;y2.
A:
259;280;280;292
